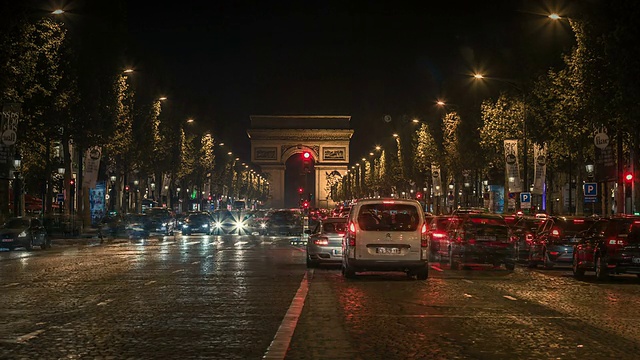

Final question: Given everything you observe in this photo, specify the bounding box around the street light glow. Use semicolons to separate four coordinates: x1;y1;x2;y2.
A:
227;152;233;155
375;145;381;151
436;100;446;106
473;73;484;79
158;96;167;101
52;9;65;15
412;119;419;123
548;13;562;20
123;68;134;73
219;142;224;146
186;119;194;123
392;133;399;138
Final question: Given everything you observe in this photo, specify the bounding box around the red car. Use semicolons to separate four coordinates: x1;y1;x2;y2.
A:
573;215;640;280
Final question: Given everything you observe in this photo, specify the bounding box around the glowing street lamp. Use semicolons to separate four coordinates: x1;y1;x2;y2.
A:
473;73;484;79
548;13;562;20
52;9;65;15
123;68;134;74
158;96;167;101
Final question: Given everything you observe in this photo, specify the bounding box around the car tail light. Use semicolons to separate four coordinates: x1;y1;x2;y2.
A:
467;239;476;245
551;228;560;236
525;234;534;242
549;251;559;256
383;200;395;204
421;223;428;247
314;238;329;246
432;231;446;238
573;219;584;223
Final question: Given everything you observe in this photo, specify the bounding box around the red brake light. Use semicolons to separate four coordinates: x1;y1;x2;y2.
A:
421;223;428;247
349;222;356;233
348;222;356;246
525;234;534;242
573;219;584;224
432;232;446;238
421;223;427;234
551;229;560;236
314;239;329;246
383;200;395;204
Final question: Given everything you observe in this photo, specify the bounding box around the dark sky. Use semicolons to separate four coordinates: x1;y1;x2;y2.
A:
125;0;575;163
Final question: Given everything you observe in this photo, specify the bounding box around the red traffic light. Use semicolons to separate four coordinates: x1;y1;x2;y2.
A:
625;172;634;182
416;192;422;199
125;185;130;191
298;187;304;194
302;200;309;208
302;151;311;160
69;179;75;186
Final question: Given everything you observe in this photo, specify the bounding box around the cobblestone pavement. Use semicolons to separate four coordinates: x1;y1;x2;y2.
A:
0;234;306;359
3;238;640;359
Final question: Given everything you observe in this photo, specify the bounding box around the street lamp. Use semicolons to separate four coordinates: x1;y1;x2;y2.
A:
52;9;65;15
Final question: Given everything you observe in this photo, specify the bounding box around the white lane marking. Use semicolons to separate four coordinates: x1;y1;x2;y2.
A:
2;283;20;288
503;295;518;301
97;299;113;306
172;269;185;273
430;265;444;272
464;293;473;298
235;241;248;246
462;279;474;284
263;272;309;360
191;261;200;265
185;241;200;245
206;255;214;258
16;329;45;343
145;280;157;286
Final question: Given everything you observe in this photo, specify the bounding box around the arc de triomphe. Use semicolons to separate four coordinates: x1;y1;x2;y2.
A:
247;115;353;209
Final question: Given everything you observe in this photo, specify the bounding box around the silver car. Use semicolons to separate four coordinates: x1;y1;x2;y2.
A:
306;217;347;267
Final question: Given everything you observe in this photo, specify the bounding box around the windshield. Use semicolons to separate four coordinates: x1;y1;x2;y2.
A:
323;221;346;234
3;219;30;228
357;204;420;231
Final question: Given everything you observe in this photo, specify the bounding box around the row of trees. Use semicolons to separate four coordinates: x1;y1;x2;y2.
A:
333;1;640;215
0;2;267;224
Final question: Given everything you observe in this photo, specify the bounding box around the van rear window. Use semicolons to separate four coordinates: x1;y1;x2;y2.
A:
357;204;419;231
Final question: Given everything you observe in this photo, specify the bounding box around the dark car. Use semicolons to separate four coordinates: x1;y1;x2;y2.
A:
244;210;270;235
182;213;213;235
211;209;237;234
427;215;453;261
98;213;127;238
528;216;595;269
265;210;303;236
446;213;516;270
573;215;640;280
124;214;151;239
510;215;544;262
144;207;175;236
0;217;50;251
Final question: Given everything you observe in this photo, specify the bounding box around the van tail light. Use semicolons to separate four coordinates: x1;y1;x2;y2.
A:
348;222;356;246
432;232;446;239
421;223;428;247
551;228;560;237
314;238;329;246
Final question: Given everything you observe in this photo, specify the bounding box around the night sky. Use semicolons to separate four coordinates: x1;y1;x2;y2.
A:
125;0;575;163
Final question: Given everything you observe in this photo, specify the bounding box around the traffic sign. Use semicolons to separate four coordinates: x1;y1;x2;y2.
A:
57;193;64;202
584;197;597;203
520;192;531;209
583;182;598;197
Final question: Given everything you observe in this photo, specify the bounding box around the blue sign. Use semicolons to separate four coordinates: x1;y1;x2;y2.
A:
520;192;531;203
584;182;598;197
56;193;64;202
584;197;598;203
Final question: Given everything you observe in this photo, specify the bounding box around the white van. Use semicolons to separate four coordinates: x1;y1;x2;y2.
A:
342;198;429;280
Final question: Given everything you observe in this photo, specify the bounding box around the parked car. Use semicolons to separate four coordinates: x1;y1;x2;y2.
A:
144;207;175;236
342;198;429;280
573;215;640;280
446;213;516;270
528;216;595;269
182;213;213;235
265;210;303;236
306;217;347;267
0;217;49;251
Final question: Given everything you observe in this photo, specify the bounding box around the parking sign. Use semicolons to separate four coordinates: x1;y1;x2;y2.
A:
583;182;597;197
520;192;531;209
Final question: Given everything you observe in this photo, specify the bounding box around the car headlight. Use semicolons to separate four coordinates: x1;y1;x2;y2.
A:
235;222;245;229
214;222;222;229
202;224;209;228
182;225;189;228
18;231;27;238
260;223;267;229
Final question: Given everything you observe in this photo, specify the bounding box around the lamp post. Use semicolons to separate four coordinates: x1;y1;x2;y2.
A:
110;175;116;212
586;163;595;215
133;179;139;213
13;153;22;217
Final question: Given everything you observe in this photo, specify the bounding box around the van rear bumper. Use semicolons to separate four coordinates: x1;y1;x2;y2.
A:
347;259;427;272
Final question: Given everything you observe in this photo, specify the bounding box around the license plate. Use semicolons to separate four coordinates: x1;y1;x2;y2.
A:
376;247;400;254
476;236;496;241
632;257;640;264
2;239;13;242
333;249;342;255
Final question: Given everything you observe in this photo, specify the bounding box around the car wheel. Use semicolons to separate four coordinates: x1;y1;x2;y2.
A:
306;257;316;268
343;263;356;279
543;248;554;269
41;237;50;250
572;254;585;279
25;238;33;251
416;267;429;280
595;254;609;281
448;248;459;270
505;262;515;271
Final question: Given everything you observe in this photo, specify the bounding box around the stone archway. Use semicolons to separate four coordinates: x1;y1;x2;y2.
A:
247;115;354;209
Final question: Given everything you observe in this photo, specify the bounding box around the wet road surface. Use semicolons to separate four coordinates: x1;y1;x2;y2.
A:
2;235;640;359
